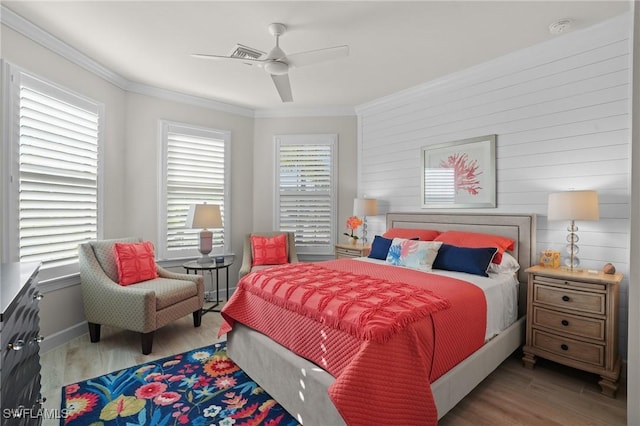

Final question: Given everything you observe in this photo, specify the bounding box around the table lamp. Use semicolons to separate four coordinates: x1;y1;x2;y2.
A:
353;198;378;245
547;190;599;270
186;203;222;264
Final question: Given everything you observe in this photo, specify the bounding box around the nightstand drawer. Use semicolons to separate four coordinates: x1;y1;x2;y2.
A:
532;306;605;341
533;275;607;292
533;284;605;315
532;329;604;367
334;244;371;259
338;247;365;257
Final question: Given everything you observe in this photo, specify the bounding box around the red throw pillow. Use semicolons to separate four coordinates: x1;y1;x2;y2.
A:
434;230;515;264
383;228;441;241
251;234;288;266
113;241;159;286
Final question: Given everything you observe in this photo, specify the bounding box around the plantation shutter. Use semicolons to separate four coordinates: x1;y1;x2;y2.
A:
276;135;337;255
18;77;100;269
161;122;229;258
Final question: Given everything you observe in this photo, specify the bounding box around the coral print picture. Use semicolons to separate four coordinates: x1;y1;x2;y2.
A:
421;135;496;208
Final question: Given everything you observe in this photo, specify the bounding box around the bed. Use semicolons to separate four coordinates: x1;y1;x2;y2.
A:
221;212;536;425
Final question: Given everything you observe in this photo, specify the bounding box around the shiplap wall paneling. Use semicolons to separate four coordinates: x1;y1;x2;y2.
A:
356;14;631;356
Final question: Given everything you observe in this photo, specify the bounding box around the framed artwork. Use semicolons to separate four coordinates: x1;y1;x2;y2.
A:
421;135;496;208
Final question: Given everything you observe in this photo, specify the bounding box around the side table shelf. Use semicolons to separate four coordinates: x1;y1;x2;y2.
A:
183;260;234;314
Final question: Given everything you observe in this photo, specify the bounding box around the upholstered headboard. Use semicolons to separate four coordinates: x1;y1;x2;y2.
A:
385;212;536;285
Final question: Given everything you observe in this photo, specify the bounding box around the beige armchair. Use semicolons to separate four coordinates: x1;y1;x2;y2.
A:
238;232;299;280
79;238;204;355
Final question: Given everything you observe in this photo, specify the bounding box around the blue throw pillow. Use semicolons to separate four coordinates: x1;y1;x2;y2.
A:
432;244;498;277
368;235;393;260
369;235;420;260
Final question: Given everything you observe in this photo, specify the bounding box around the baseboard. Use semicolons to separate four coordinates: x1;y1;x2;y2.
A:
40;321;87;353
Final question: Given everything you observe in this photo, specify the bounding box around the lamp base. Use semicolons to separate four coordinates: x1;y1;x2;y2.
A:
196;255;214;264
197;230;213;264
565;220;580;270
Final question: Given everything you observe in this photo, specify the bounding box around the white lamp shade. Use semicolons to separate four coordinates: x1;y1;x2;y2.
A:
353;198;378;216
547;190;599;221
186;203;222;229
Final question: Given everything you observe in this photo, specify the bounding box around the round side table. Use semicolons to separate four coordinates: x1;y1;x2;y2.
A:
183;259;234;314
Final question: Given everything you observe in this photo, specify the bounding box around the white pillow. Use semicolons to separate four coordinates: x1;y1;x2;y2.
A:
386;238;443;272
487;251;520;275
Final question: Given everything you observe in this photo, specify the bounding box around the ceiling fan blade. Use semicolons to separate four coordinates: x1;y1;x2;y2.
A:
191;53;266;64
287;45;349;68
271;73;293;102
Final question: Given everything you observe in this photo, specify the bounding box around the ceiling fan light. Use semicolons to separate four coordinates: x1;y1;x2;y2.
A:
265;61;289;75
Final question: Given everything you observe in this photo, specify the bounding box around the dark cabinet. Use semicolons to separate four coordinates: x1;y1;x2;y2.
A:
1;262;42;426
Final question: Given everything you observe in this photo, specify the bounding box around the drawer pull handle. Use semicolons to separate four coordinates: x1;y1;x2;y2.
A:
33;293;44;301
561;320;569;326
561;295;570;302
8;339;25;351
561;344;569;351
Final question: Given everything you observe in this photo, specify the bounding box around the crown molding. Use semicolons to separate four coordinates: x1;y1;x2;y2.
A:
355;12;632;116
125;82;254;117
1;4;255;117
254;106;355;118
1;5;355;119
1;4;129;89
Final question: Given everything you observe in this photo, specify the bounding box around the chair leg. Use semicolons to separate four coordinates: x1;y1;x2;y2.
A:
141;331;154;355
88;322;101;343
193;310;202;327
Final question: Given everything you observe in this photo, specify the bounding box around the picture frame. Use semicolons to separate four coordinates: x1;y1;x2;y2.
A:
421;135;496;208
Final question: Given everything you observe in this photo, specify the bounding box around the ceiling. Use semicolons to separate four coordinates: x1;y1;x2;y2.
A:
2;1;631;113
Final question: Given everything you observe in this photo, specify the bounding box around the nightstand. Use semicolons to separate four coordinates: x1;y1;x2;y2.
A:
522;265;622;397
334;243;371;259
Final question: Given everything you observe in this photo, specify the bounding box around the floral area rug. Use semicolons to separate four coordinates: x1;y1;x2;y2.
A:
61;341;300;426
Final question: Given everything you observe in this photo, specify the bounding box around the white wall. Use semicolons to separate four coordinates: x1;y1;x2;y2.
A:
253;116;358;259
123;92;255;282
356;14;632;357
0;20;258;346
0;25;129;241
0;19;358;348
0;24;128;342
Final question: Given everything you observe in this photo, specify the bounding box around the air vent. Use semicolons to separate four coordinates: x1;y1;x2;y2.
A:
230;44;265;61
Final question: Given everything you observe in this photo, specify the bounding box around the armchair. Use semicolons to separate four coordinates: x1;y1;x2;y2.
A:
79;238;204;355
238;232;299;280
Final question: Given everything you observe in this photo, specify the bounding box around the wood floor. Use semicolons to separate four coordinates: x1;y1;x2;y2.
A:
40;309;627;426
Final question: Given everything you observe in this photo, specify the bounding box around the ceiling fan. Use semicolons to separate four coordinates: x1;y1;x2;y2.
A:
192;23;349;103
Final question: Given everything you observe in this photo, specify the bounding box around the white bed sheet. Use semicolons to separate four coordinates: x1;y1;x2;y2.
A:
355;257;519;341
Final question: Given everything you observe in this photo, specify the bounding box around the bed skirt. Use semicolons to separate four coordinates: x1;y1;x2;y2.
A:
227;317;525;425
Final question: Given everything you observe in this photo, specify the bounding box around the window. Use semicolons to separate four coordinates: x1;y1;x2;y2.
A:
158;121;230;260
275;134;337;255
3;64;103;281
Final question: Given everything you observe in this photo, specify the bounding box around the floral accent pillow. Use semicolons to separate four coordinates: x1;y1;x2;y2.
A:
385;238;443;272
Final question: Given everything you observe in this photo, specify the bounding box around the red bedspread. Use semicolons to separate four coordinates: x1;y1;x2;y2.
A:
219;259;486;426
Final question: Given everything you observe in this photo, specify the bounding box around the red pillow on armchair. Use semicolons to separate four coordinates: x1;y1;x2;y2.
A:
251;234;288;266
113;241;159;286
